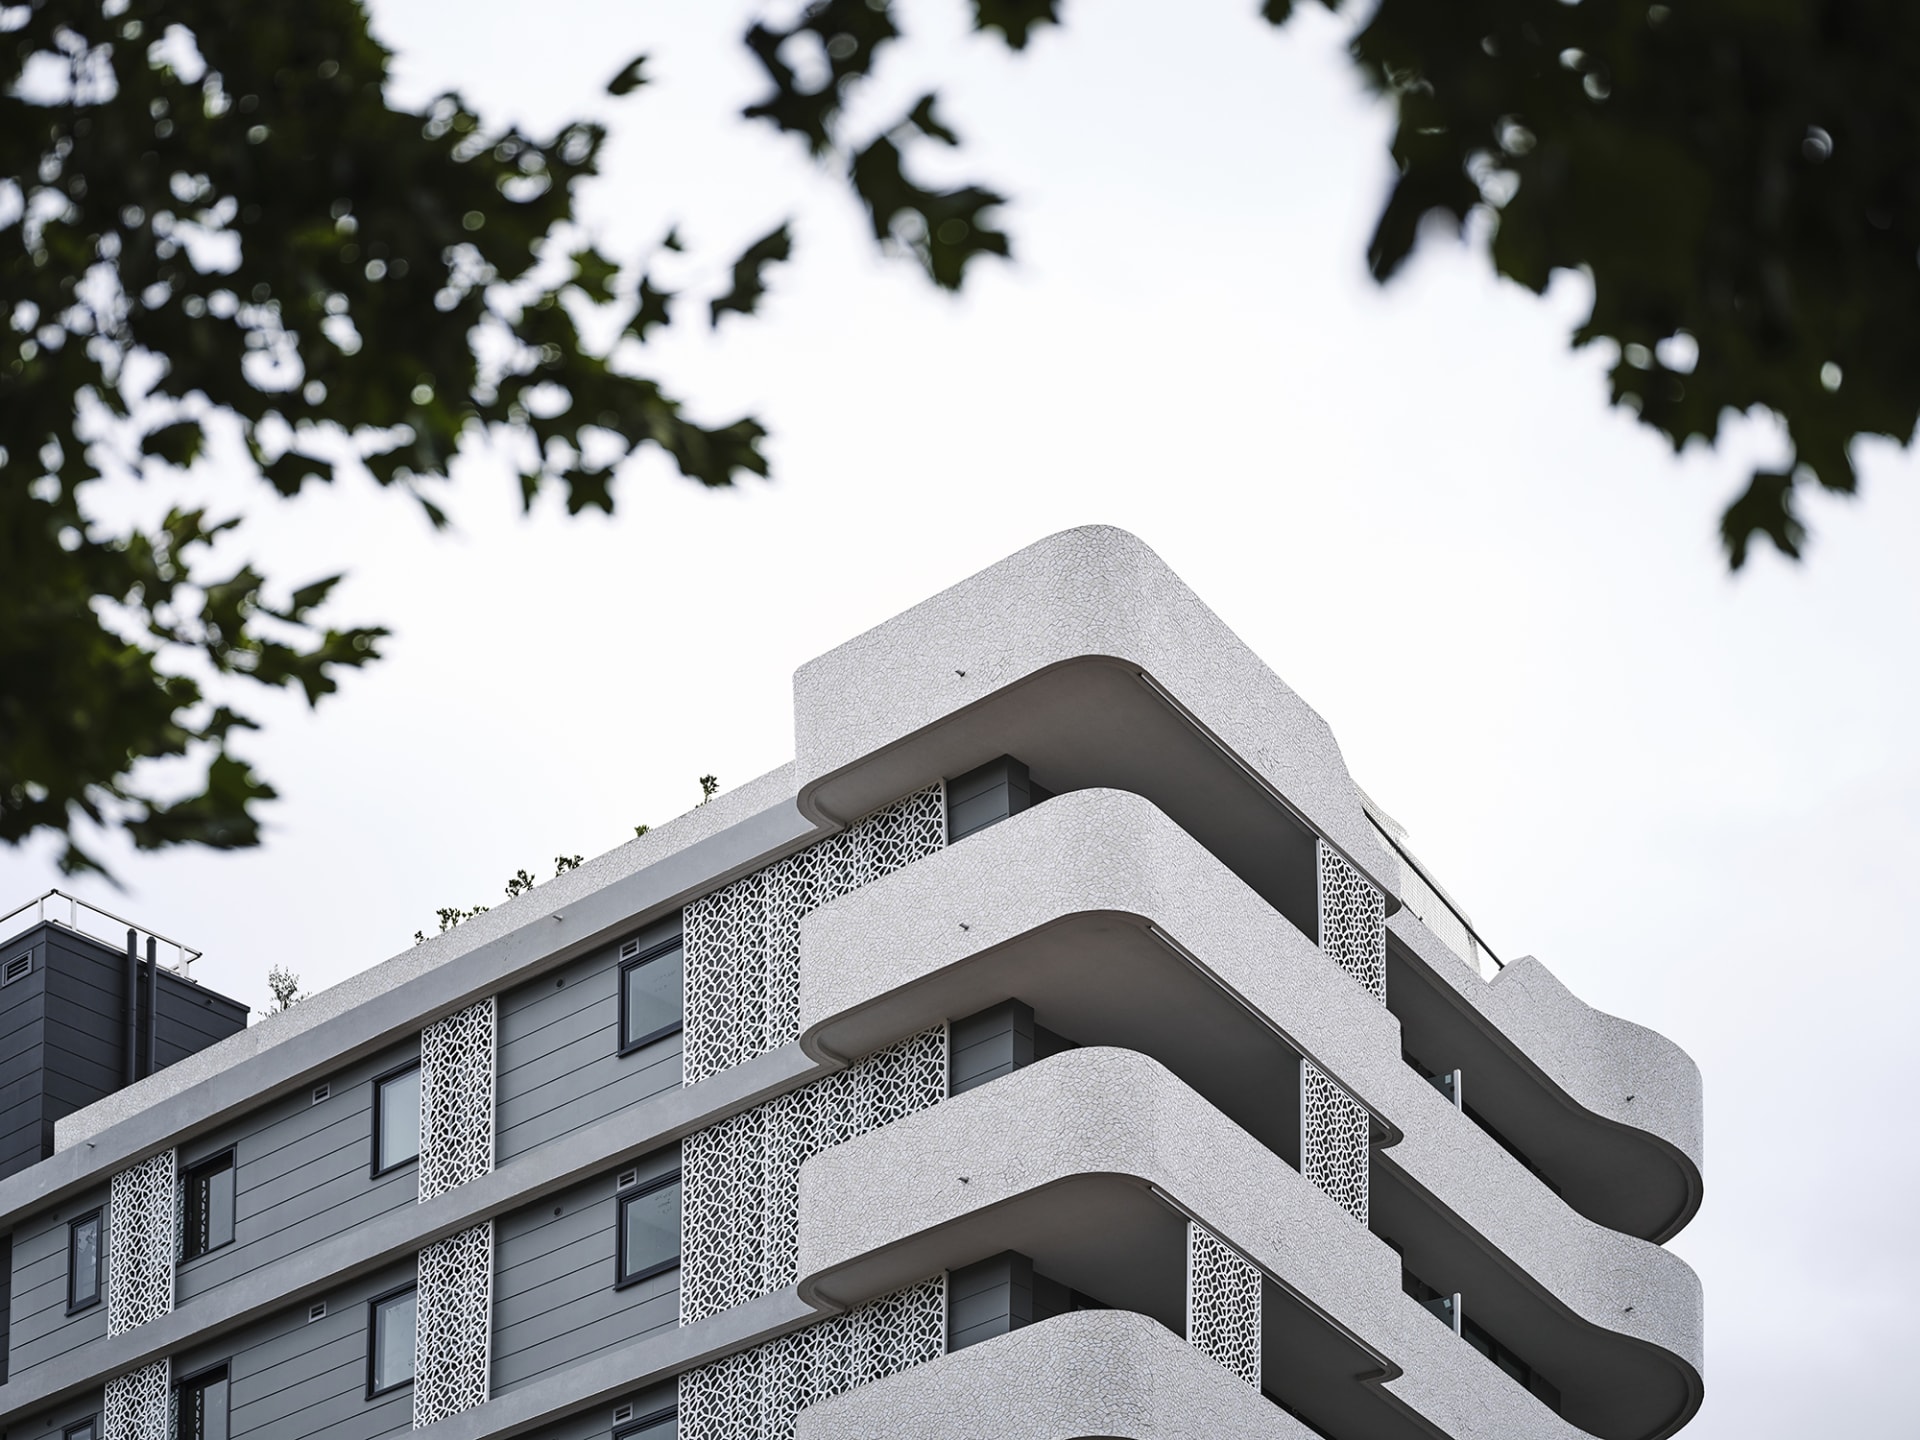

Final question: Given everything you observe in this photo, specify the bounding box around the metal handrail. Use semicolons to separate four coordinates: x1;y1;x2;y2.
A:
0;887;200;977
1365;814;1505;974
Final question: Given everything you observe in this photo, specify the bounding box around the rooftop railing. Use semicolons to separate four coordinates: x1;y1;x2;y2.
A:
1364;810;1504;982
0;887;200;977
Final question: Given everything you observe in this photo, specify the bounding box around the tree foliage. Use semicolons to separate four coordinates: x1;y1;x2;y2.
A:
2;0;772;875
6;0;1913;874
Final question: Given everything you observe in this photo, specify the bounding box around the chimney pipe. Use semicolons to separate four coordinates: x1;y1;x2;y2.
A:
123;928;139;1087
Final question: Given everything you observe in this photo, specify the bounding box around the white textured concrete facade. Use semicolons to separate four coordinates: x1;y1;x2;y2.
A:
0;526;1702;1440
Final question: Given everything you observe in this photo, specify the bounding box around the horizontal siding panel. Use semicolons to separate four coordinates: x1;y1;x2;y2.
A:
491;1159;679;1396
497;933;683;1163
172;1259;416;1440
8;1188;108;1369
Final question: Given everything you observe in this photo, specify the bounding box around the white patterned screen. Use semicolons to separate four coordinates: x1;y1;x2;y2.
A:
678;1275;947;1440
681;1027;949;1324
683;786;946;1083
1317;839;1386;1003
418;997;497;1201
1301;1059;1370;1224
413;1221;494;1428
102;1358;169;1440
1186;1223;1261;1387
106;1149;176;1335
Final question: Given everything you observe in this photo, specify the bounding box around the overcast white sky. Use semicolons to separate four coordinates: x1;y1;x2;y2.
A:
6;2;1917;1434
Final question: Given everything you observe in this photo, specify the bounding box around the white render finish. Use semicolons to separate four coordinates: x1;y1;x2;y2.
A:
0;525;1703;1440
791;526;1398;898
794;1309;1315;1440
796;786;1701;1222
796;1048;1697;1440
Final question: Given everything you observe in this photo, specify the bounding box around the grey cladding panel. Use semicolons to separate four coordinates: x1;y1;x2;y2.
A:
948;1251;1034;1351
0;943;47;1180
6;1183;109;1375
172;1257;417;1440
491;1148;681;1397
945;755;1036;843
950;1001;1036;1096
536;1379;677;1440
175;1038;422;1305
497;926;682;1164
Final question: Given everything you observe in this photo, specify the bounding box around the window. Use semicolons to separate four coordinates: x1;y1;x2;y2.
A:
619;937;684;1052
63;1419;98;1440
616;1171;682;1287
615;1408;676;1438
368;1285;417;1396
67;1211;102;1312
176;1365;229;1440
371;1062;421;1176
182;1150;236;1260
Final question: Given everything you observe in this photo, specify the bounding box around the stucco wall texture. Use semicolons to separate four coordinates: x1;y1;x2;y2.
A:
799;1048;1696;1440
799;788;1703;1310
795;1309;1315;1440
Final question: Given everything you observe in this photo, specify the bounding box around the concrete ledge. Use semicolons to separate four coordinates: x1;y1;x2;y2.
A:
799;790;1701;1292
0;1043;825;1426
791;524;1398;898
1391;907;1704;1238
429;1286;817;1440
798;1049;1700;1440
795;1309;1314;1440
8;765;817;1225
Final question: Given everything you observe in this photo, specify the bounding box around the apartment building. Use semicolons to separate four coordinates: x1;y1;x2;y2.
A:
0;526;1704;1440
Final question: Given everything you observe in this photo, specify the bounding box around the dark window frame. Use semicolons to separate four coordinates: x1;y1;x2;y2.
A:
62;1417;99;1440
174;1361;230;1440
180;1148;237;1262
615;1406;677;1438
369;1059;422;1179
66;1209;102;1313
614;1170;683;1289
366;1281;419;1399
618;936;685;1054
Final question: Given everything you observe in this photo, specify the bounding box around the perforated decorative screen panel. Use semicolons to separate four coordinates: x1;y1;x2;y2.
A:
102;1358;169;1440
1186;1223;1261;1387
683;786;946;1083
681;1027;949;1324
413;1221;493;1428
418;997;496;1201
1317;839;1386;1003
106;1149;176;1335
678;1275;947;1440
1301;1059;1370;1224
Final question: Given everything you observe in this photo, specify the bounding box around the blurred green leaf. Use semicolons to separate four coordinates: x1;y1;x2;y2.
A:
710;223;794;326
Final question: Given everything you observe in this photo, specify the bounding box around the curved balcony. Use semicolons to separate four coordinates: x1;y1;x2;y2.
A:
794;1309;1314;1440
1387;907;1704;1241
790;524;1397;942
797;1048;1702;1440
798;787;1702;1244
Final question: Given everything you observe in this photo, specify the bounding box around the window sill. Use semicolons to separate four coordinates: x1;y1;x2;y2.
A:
178;1238;235;1268
614;1259;681;1291
618;1024;684;1058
